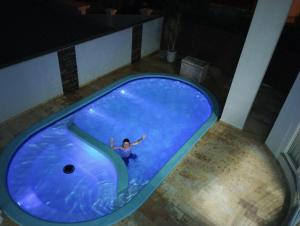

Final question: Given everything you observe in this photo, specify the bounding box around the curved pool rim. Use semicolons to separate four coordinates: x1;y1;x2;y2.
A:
0;73;219;226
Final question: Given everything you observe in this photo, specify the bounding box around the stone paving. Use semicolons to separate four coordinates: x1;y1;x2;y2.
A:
0;53;288;226
115;122;288;226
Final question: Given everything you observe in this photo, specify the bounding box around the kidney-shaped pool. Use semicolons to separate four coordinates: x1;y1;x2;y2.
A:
0;74;218;226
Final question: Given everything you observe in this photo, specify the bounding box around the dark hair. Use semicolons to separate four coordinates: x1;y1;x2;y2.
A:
122;138;130;144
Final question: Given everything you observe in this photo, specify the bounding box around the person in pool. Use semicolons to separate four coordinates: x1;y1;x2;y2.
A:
110;135;146;166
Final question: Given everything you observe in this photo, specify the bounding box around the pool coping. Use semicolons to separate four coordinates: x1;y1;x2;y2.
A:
0;73;219;226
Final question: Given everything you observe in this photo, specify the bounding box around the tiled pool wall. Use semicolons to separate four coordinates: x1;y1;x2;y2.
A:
0;17;163;124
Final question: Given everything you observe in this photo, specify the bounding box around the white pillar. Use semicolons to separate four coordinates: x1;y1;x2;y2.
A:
220;0;293;129
266;72;300;158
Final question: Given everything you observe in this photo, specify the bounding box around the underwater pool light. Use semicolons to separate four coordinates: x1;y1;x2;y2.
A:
89;108;95;113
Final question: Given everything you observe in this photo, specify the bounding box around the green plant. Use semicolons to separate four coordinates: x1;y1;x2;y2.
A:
164;14;181;51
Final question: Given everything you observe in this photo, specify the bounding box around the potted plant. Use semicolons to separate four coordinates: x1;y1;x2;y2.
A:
163;0;182;63
139;1;153;15
164;14;181;62
104;0;118;15
139;7;153;15
105;8;117;15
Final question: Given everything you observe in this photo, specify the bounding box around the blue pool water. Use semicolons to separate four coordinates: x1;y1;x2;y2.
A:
7;77;212;223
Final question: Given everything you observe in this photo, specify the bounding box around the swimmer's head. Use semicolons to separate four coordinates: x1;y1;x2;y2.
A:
122;138;130;148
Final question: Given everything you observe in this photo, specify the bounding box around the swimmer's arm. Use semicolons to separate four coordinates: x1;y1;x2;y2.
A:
110;138;121;150
132;134;146;146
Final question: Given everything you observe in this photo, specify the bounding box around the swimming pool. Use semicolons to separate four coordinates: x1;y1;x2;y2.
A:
0;74;218;226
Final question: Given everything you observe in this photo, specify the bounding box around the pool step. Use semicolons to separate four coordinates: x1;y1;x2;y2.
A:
67;122;128;194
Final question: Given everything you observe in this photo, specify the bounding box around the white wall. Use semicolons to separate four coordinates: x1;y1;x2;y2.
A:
266;72;300;158
220;0;293;129
76;28;132;86
0;53;63;123
141;17;163;57
0;18;163;123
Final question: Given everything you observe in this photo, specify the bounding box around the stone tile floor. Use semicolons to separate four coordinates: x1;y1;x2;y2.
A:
0;52;289;226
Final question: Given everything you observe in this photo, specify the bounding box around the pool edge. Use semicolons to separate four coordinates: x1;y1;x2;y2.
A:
0;73;219;226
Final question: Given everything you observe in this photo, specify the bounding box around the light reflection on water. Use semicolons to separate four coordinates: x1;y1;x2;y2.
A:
7;78;212;223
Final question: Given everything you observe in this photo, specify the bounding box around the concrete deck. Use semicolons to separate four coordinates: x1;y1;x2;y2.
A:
0;53;288;226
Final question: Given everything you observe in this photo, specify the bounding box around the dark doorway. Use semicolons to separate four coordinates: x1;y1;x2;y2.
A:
244;21;300;141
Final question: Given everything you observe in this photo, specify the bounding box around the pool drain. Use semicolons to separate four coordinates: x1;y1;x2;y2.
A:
63;164;75;174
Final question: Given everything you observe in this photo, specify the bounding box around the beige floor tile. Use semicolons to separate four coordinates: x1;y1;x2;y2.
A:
0;53;288;226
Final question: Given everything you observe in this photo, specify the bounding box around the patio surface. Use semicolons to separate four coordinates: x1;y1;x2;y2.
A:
0;52;288;226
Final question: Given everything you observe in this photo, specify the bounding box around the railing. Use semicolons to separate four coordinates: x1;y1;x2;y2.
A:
282;128;300;226
287;130;300;173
